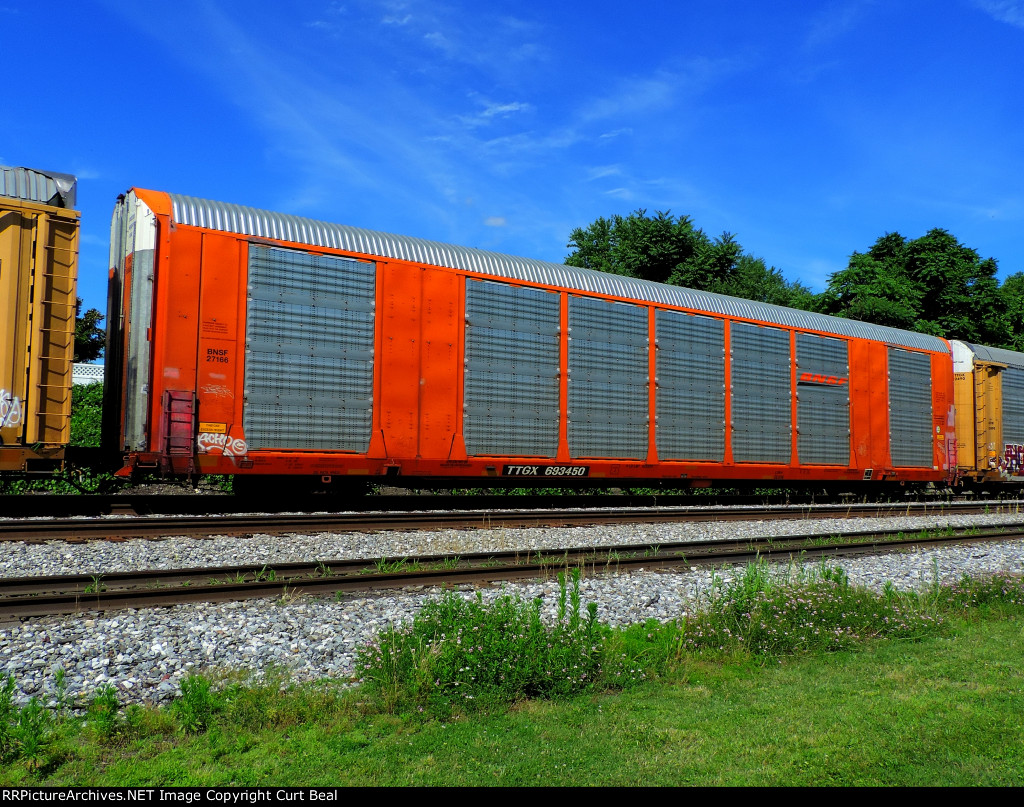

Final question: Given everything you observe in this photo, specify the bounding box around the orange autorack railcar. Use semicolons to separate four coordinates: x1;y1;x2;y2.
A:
103;187;957;492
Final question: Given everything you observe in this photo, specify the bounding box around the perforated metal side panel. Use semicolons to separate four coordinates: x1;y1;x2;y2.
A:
731;323;791;463
463;280;560;456
568;296;648;459
243;245;375;451
888;348;933;467
655;310;725;461
796;334;850;465
1002;367;1024;446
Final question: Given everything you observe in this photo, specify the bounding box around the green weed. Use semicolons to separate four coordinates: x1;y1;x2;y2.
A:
933;571;1024;614
87;684;123;742
171;675;220;734
0;675;16;762
375;557;409;574
355;568;639;715
680;560;943;657
50;668;73;722
11;697;52;770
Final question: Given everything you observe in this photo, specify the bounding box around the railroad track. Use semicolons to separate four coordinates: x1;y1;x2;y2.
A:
2;525;1021;619
0;491;1014;519
1;500;1022;543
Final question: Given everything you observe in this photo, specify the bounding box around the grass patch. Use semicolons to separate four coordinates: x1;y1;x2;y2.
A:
2;564;1024;785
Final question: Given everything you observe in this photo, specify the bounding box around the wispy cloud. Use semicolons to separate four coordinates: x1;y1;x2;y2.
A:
599;128;633;140
586;165;623;181
803;0;873;49
974;0;1024;28
578;74;676;123
308;0;549;80
578;58;739;124
98;0;736;259
457;99;533;128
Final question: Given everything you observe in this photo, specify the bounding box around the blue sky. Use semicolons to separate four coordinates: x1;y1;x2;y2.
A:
4;0;1024;319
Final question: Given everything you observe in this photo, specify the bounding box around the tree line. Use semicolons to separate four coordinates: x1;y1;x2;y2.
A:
565;210;1024;351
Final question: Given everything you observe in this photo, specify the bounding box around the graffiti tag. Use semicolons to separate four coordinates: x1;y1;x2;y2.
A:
0;389;23;429
1001;443;1024;476
197;432;248;457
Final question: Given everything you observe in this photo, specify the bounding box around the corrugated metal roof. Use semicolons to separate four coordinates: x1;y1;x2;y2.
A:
164;191;950;353
0;166;77;208
960;342;1024;369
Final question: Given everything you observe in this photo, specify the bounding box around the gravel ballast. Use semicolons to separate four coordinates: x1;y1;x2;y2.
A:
2;510;1024;707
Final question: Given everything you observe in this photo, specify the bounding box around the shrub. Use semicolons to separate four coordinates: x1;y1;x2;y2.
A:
356;569;644;714
70;382;103;447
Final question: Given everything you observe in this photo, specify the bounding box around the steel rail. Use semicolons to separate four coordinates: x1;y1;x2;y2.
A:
2;525;1021;619
2;500;1022;543
0;492;1005;519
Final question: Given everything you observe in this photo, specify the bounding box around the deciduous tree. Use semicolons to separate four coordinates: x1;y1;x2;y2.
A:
820;229;1007;345
565;211;815;309
73;299;105;363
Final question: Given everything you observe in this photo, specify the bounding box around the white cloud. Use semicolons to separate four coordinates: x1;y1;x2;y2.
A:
457;99;533;128
974;0;1024;28
484;216;507;227
480;102;531;119
599;128;633;140
586;165;622;181
423;30;456;55
579;75;676;122
578;58;739;124
804;0;873;49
